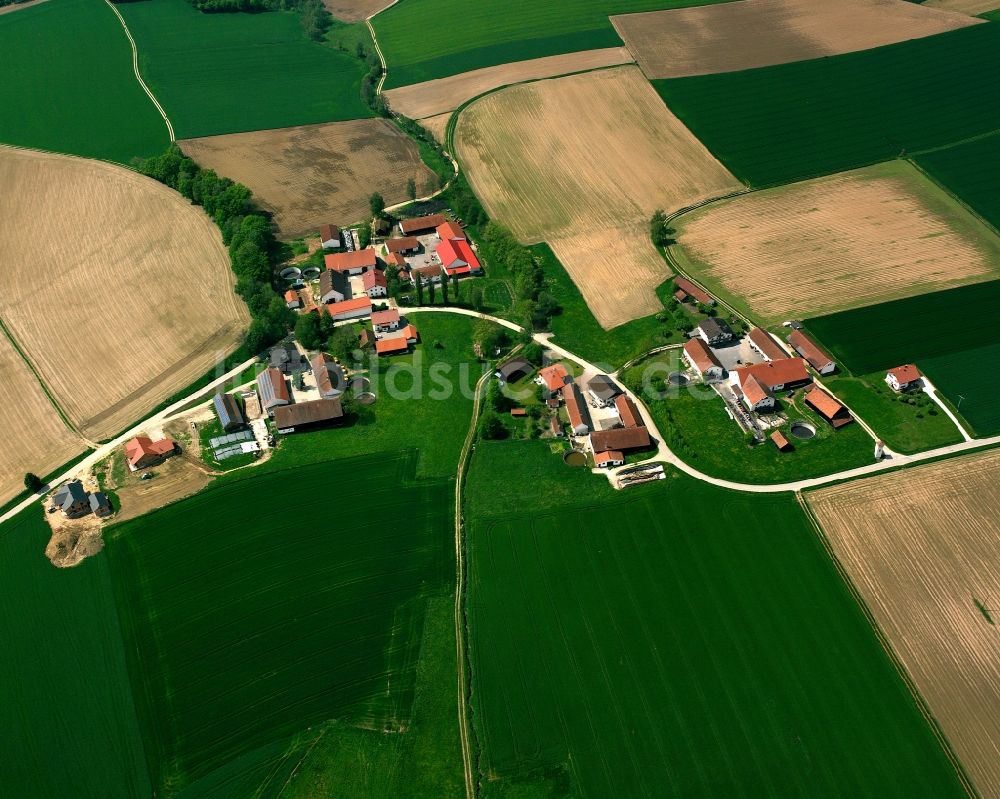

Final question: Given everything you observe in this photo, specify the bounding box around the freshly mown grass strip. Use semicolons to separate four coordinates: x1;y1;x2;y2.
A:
118;0;371;139
915;132;1000;232
0;0;169;162
374;0;732;89
0;509;150;798
655;24;1000;186
106;451;453;795
464;441;970;797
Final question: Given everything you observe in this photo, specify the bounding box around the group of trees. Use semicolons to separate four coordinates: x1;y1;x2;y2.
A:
137;146;289;354
650;209;676;248
480;223;559;330
294;312;362;363
182;0;332;40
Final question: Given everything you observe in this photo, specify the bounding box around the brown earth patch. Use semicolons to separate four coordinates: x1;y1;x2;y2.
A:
180;119;435;238
419;113;451;145
385;47;633;120
321;0;392;21
454;66;741;328
924;0;1000;15
673;161;1000;324
613;0;980;79
0;0;49;14
0;146;248;442
809;449;1000;799
112;447;212;523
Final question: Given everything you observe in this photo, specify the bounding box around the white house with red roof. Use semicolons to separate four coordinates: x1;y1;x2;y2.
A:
362;269;388;298
594;450;625;469
372;308;400;333
324;297;372;321
124;435;177;472
886;364;922;392
739;375;775;412
683;338;724;382
436;237;480;277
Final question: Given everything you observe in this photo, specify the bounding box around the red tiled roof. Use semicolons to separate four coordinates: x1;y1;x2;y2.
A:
319;223;339;242
363;269;388;290
674;277;713;305
590;426;651;452
805;387;851;425
748;328;787;361
372;308;400;327
595;450;624;466
741;375;772;407
734;358;810;391
402;324;419;341
386;252;407;267
788;330;835;370
436;220;465;241
400;214;446;235
284;289;299;303
540;364;569;391
124;435;175;468
510;408;527;417
561;383;587;431
324;297;372;318
412;264;442;280
385;236;419;253
436;238;480;273
887;364;921;383
375;337;409;355
771;430;791;451
324;248;377;272
614;394;641;427
683;338;722;374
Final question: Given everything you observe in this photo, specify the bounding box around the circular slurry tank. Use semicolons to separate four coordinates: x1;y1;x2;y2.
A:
302;266;320;279
668;371;689;386
280;266;302;280
563;450;587;467
350;376;371;393
356;392;376;405
790;421;816;440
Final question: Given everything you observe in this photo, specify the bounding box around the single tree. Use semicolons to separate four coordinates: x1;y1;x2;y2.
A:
406;177;417;201
24;472;43;493
468;283;485;311
369;192;385;219
415;273;424;305
428;280;436;304
452;273;460;294
441;274;450;305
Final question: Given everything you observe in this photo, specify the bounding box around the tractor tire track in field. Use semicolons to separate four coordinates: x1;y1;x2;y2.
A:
103;0;175;142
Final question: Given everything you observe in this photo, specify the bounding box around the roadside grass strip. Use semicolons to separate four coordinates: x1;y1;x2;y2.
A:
117;0;371;139
105;451;453;795
464;441;969;797
655;24;1000;186
373;0;733;89
0;0;169;162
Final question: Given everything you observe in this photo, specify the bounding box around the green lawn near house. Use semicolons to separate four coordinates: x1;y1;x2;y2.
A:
0;0;169;162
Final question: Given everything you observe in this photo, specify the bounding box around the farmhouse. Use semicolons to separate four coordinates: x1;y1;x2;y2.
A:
539;363;571;393
311;352;346;398
788;330;836;374
319;223;341;249
496;357;533;383
324;297;372;322
683;338;725;381
213;392;245;431
732;358;811;395
697;317;734;345
384;236;420;255
436;237;481;277
594;450;625;468
562;382;593;435
362;269;388;298
256;367;291;414
615;394;641;428
375;337;410;356
274;398;343;434
748;328;787;361
590;425;651;453
284;289;302;310
886;364;922;392
588;374;621;407
674;276;714;306
805;387;853;428
412;263;442;284
739;375;776;413
324;248;377;275
437;220;465;241
399;213;446;236
372;308;401;332
124;435;177;471
319;268;350;304
51;479;91;518
89;491;112;517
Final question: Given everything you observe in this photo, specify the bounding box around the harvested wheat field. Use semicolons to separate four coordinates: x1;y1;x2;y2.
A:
0;146;247;441
420;112;451;145
809;450;1000;799
613;0;980;79
454;66;742;327
0;333;84;504
925;0;1000;15
385;47;633;120
673;160;1000;324
321;0;391;21
180;119;435;238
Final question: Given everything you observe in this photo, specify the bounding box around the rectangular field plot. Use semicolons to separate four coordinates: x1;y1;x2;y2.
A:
106;451;453;794
809;450;1000;799
916;131;1000;232
118;0;371;139
465;446;969;797
921;341;1000;435
373;0;731;89
655;23;1000;186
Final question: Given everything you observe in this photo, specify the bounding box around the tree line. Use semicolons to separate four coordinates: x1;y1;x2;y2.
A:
136;145;292;354
180;0;332;41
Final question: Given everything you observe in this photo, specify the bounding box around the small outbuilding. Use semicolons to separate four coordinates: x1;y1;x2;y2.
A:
594;450;625;468
804;388;853;428
770;430;792;452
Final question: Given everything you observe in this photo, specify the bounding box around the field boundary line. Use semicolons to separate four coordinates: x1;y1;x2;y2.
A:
797;492;982;799
103;0;175;142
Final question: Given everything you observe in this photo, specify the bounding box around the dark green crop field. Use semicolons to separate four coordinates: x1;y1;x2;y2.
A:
118;0;371;139
916;132;1000;232
106;451;452;795
465;441;969;798
0;510;150;798
655;24;1000;186
374;0;732;89
921;342;1000;436
0;0;169;162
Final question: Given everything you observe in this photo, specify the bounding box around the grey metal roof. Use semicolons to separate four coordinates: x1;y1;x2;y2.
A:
587;374;620;400
213;392;245;430
54;480;87;510
89;492;110;511
699;317;733;339
497;358;533;381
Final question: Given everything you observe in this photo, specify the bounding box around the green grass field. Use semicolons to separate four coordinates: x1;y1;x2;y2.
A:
374;0;732;89
0;509;150;798
106;451;453;795
655;24;1000;186
0;0;169;162
915;133;1000;232
464;441;969;797
805;281;1000;435
118;0;371;139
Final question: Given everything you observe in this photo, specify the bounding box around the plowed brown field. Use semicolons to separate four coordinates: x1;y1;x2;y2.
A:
180;119;435;238
673;161;1000;324
809;450;1000;799
454;66;742;328
321;0;391;21
384;47;633;120
0;146;247;441
613;0;979;79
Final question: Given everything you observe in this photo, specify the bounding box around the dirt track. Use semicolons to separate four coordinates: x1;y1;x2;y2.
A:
809;450;1000;799
180;119;435;238
613;0;980;79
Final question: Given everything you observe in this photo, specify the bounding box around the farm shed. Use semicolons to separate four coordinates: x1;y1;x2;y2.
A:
319;269;350;304
412;263;443;283
589;425;651;453
805;388;853;428
496;357;533;383
399;213;445;235
771;430;792;452
674;276;714;305
384;237;420;255
375;337;410;356
886;364;922;392
256;367;291;414
615;394;641;428
319;223;341;249
273;398;343;433
561;383;593;436
789;330;836;374
732;358;811;394
213;392;245;432
748;328;788;361
324;297;372;321
324;248;377;275
311;353;346;398
437;220;465;241
436;237;481;276
683;338;725;381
